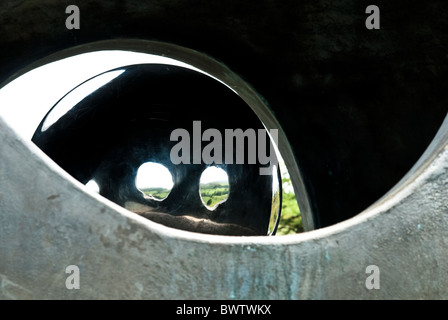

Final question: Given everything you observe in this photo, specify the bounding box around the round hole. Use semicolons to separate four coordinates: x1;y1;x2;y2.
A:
199;166;229;210
135;162;174;201
0;42;308;236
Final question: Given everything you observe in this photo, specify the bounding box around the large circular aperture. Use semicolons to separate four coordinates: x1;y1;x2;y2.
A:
31;61;283;236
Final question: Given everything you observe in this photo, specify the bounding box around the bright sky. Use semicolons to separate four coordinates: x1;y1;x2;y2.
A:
200;166;229;184
135;163;229;190
135;162;175;190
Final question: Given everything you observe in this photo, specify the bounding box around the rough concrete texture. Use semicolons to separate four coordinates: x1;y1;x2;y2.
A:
0;114;447;299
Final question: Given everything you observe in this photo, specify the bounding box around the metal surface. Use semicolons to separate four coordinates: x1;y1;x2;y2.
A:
31;63;279;236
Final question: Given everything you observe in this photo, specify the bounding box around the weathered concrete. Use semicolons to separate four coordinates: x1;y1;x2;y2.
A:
0;111;447;299
0;0;448;299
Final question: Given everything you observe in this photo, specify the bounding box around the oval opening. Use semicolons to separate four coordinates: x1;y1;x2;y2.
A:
0;42;307;236
199;166;229;210
136;162;174;201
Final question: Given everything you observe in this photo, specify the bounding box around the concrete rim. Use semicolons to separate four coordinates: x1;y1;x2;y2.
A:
0;78;446;246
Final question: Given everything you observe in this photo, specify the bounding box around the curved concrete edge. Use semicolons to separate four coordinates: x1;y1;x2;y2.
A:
0;111;447;299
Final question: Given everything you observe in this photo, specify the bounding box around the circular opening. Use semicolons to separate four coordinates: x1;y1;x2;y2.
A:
136;162;174;201
0;39;443;238
0;40;309;236
199;166;229;210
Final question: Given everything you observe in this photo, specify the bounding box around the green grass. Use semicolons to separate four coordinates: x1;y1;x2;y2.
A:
141;187;171;200
276;177;303;235
277;190;303;235
141;182;230;207
200;182;229;208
